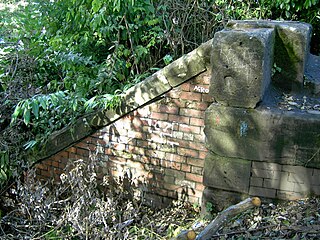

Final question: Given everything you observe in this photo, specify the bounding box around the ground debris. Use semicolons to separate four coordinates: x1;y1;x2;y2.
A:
204;197;320;239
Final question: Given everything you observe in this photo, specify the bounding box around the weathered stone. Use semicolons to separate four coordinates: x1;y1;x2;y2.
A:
162;48;206;87
195;39;213;68
201;187;249;215
210;28;274;108
204;103;320;167
305;54;320;95
227;20;312;91
36;118;94;161
203;151;251;193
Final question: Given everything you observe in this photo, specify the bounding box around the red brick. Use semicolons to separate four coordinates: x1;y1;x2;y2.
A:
191;166;203;175
136;106;151;116
146;150;166;159
136;140;149;147
158;105;179;114
186;102;208;111
195;183;205;191
180;82;191;91
41;169;52;178
132;117;143;130
180;92;201;101
165;153;186;163
167;190;178;199
187;157;204;167
75;142;88;149
168;115;190;124
199;151;208;159
177;148;199;158
193;72;211;84
37;164;48;170
150;112;168;120
59;161;67;170
194;133;206;142
166;89;181;99
186;173;203;183
169;99;186;108
179;124;201;134
180;108;203;117
149;133;166;144
162;160;181;170
163;183;179;191
76;148;89;157
189;142;207;151
51;160;59;168
173;139;189;148
68;147;77;153
181;164;191;172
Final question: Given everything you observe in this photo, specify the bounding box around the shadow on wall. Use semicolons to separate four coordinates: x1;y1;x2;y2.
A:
203;94;320;203
95;111;199;207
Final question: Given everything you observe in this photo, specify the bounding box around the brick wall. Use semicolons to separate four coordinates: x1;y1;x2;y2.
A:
36;71;213;206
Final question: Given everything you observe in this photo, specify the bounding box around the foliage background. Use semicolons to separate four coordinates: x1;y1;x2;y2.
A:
0;0;319;194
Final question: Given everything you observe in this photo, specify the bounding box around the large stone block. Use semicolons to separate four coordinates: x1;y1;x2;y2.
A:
203;151;251;193
162;47;206;87
227;20;312;91
205;103;320;167
210;28;274;108
201;187;248;214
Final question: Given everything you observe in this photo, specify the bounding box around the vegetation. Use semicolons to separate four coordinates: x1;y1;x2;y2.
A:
0;0;319;238
1;155;320;239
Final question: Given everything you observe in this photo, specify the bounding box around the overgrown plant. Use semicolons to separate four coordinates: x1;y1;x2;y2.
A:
0;154;197;239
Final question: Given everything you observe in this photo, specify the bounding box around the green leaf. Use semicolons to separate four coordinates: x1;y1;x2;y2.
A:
39;97;47;110
23;108;31;126
11;104;22;124
92;0;102;13
31;101;40;119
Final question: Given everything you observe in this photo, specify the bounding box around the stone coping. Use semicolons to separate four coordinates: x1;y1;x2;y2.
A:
33;40;213;162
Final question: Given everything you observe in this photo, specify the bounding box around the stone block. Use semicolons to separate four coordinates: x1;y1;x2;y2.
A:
201;187;248;214
195;39;213;68
210;28;274;108
227;20;312;91
37;118;94;161
250;177;263;187
162;47;206;87
252;161;282;171
203;151;251;193
305;54;320;95
277;190;307;200
204;103;320;167
249;186;276;198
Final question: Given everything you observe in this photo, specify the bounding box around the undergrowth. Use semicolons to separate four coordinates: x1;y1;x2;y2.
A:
0;154;198;239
